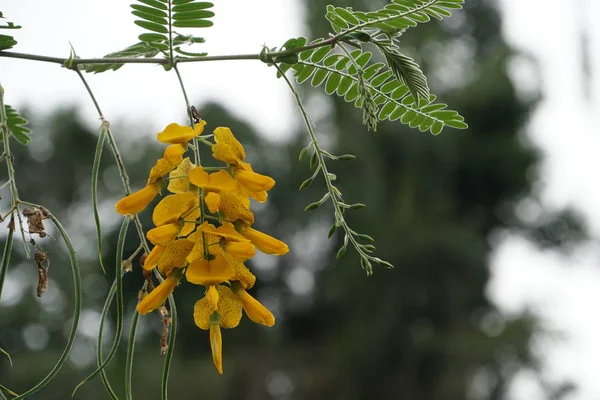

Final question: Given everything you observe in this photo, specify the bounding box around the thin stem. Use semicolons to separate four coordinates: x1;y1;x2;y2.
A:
0;224;14;303
275;64;376;274
173;65;193;127
0;84;29;258
73;70;151;253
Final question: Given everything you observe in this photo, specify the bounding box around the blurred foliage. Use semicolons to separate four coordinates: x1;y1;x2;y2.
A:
0;0;587;399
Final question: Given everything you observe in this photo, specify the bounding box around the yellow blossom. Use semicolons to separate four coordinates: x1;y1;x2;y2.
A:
212;127;245;165
232;282;275;327
137;272;181;315
168;158;194;193
157;121;206;144
205;192;220;213
143;245;166;270
147;223;180;246
189;167;236;193
194;286;243;330
115;183;159;215
218;182;255;225
186;254;234;286
152;192;199;236
157;239;194;276
238;225;288;255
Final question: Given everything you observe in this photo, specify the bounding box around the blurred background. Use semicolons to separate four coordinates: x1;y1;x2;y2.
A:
1;0;599;399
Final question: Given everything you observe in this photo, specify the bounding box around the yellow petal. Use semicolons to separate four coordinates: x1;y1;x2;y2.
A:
186;255;234;285
136;274;180;315
152;193;194;226
234;169;275;192
143;245;166;270
147;223;180;245
223;241;255;261
168;158;194;193
209;323;223;374
205;192;220;213
239;226;289;255
212;127;245;164
223;253;256;289
233;285;275;326
189;168;235;192
158;239;194;276
218;182;255;225
115;184;159;215
186;222;220;263
148;158;177;185
206;285;219;311
194;286;242;330
247;190;268;203
157;121;206;144
214;222;246;241
163;144;186;165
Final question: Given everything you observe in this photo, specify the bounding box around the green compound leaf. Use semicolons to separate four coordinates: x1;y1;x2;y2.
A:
4;105;31;145
285;45;466;135
325;1;464;38
127;0;214;58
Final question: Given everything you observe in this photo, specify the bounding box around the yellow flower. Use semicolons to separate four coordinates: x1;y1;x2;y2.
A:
143;245;166;270
115;183;160;215
157;121;207;144
205;192;220;213
238;225;289;255
218;182;255;225
189;167;236;193
194;286;242;330
211;127;245;165
147;223;180;245
168;158;194;193
186;254;234;286
194;287;243;374
147;144;186;185
231;281;275;326
137;272;181;315
152;192;199;236
156;239;194;276
211;127;275;202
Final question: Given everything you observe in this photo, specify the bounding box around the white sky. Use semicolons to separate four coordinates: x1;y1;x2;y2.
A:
2;1;600;399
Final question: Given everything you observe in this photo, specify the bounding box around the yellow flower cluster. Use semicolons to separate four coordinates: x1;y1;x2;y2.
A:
115;121;288;374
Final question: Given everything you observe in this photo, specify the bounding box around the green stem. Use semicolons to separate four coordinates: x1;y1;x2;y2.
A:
161;295;177;400
125;309;141;400
91;126;107;274
0;84;29;258
72;218;129;398
274;64;375;274
0;227;14;310
96;280;120;399
73;70;151;254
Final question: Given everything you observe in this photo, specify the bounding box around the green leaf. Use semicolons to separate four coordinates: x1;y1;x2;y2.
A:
4;105;31;145
382;49;430;103
172;2;214;12
132;10;168;25
131;4;168;18
134;20;169;33
139;33;168;42
0;34;17;50
137;0;168;10
172;10;215;20
173;19;213;28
